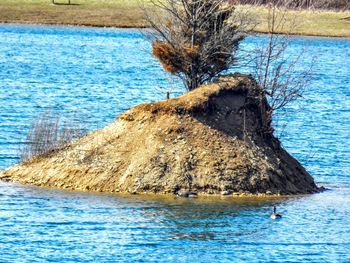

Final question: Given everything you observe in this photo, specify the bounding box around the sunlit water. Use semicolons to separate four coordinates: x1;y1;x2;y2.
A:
0;24;349;262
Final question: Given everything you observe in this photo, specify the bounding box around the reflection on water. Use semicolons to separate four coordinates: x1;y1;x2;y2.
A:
0;25;349;262
1;181;350;262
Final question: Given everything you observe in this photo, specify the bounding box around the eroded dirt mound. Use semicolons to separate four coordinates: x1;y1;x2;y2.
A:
0;74;321;195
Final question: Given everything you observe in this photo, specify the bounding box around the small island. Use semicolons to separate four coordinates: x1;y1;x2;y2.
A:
0;74;322;196
0;0;328;197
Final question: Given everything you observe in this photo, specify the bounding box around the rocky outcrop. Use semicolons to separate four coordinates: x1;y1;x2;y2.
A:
0;74;322;195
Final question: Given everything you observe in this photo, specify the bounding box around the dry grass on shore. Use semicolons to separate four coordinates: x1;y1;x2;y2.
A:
249;5;350;37
0;0;147;28
0;0;349;37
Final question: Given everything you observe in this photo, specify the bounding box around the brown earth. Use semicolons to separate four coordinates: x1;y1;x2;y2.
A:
0;74;322;196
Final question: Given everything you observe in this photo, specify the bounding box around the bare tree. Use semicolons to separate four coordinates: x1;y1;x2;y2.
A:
251;1;314;135
144;0;253;91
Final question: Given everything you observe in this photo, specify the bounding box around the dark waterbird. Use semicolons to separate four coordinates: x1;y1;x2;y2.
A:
176;190;197;198
270;206;282;219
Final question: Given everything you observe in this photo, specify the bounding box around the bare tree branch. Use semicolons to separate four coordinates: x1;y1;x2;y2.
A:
250;0;315;136
143;0;254;91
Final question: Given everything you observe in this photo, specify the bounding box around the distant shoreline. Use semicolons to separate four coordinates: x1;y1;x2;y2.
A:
1;22;349;40
0;1;349;37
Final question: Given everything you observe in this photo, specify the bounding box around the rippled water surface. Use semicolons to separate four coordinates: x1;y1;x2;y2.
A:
0;24;349;262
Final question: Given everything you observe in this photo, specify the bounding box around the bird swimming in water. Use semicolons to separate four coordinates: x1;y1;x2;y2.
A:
270;206;282;219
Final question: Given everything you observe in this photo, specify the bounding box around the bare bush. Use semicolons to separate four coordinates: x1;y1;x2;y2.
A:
20;111;85;162
143;0;254;91
250;1;314;136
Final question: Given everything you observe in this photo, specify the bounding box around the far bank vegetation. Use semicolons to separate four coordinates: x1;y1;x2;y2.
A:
0;1;348;36
235;0;349;10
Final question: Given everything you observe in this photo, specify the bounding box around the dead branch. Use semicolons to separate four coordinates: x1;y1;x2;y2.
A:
143;0;254;91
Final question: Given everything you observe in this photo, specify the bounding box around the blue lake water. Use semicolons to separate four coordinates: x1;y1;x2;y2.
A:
0;24;349;262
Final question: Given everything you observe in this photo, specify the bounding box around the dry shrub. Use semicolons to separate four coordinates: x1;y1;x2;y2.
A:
20;111;85;162
152;41;183;73
152;42;200;74
145;0;252;91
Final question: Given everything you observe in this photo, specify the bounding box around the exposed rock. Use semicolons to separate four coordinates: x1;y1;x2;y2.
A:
0;74;322;196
